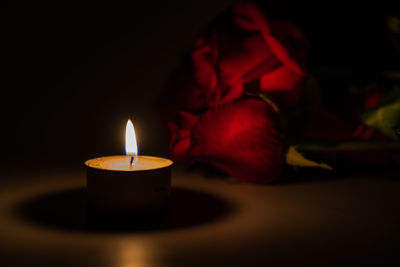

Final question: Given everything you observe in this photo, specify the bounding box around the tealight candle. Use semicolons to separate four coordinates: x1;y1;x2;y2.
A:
85;119;173;213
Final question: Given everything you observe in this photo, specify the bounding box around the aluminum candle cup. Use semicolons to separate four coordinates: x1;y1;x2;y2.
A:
85;155;173;213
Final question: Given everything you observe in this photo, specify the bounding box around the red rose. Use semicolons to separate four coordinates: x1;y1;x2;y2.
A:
159;1;307;120
170;98;285;183
159;1;307;183
189;1;306;108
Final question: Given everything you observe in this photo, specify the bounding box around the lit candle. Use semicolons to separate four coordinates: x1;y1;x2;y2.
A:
125;119;137;167
85;119;173;213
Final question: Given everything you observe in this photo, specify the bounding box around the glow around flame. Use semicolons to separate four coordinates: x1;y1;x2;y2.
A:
125;119;138;156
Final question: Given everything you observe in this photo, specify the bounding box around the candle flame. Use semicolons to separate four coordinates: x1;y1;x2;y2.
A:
125;119;138;157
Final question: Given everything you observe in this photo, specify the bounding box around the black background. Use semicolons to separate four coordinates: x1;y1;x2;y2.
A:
2;1;235;166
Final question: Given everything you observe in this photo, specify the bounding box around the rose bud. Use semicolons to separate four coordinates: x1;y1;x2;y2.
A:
232;1;307;107
187;98;285;184
158;1;307;126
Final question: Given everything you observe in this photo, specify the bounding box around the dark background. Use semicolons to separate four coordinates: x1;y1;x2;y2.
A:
2;1;235;166
2;1;397;167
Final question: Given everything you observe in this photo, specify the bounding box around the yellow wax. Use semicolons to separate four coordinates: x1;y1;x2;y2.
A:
85;155;173;171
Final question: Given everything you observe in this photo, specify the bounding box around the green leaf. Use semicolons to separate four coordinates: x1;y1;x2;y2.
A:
286;146;333;170
361;87;400;140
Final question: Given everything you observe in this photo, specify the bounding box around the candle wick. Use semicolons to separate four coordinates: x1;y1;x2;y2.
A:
130;155;134;167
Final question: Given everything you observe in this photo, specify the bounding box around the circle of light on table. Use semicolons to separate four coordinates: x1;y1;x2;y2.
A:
85;119;173;213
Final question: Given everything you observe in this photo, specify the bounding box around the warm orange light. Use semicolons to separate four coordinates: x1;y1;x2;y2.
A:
125;119;138;156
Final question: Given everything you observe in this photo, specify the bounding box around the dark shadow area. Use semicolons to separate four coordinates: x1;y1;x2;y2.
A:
181;162;400;186
275;165;400;185
180;161;399;186
15;186;234;233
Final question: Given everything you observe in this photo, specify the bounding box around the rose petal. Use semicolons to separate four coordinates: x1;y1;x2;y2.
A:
233;1;305;75
189;98;285;183
169;112;200;161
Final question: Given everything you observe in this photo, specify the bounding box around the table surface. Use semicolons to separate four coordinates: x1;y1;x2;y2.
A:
0;166;399;266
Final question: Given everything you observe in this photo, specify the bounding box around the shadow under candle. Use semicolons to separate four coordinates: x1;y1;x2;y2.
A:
15;186;234;233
